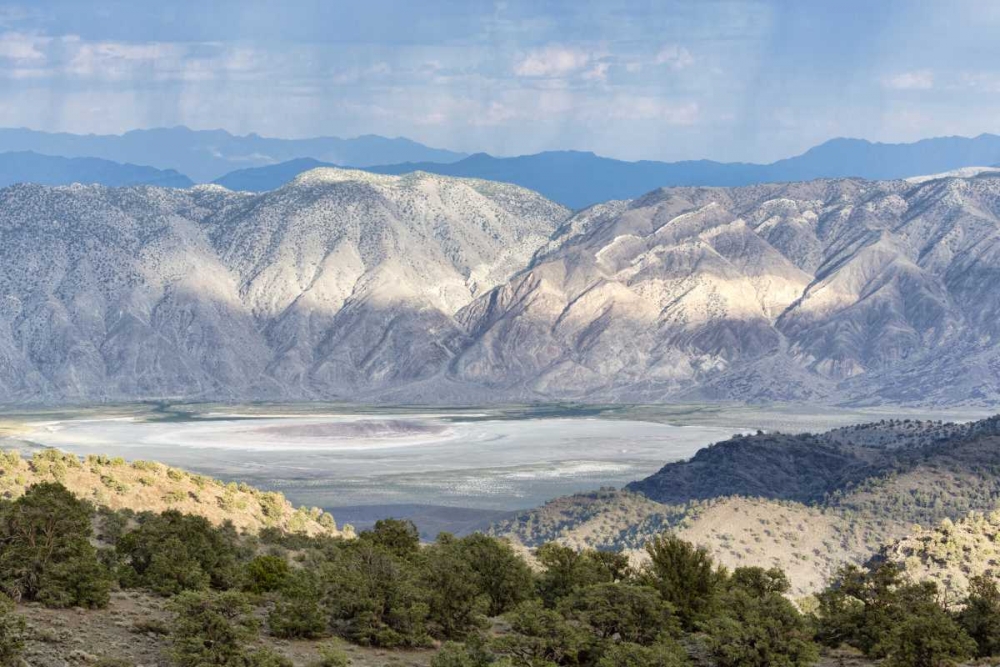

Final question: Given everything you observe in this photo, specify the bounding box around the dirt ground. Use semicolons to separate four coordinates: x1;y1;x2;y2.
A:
17;591;434;667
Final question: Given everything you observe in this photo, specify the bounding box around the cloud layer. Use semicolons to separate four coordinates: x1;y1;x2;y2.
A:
0;0;997;163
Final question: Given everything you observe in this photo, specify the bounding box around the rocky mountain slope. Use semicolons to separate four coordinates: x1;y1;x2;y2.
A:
456;173;1000;405
0;168;566;402
491;416;1000;596
3;169;1000;404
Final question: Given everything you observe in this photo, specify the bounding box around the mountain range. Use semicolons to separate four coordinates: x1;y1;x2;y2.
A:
0;127;467;182
0;151;193;189
218;134;1000;208
2;129;1000;210
2;166;1000;405
0;169;565;401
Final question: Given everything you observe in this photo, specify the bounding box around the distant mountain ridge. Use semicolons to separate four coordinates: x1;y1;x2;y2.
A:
5;128;1000;207
214;134;1000;208
0;151;193;188
0;127;467;182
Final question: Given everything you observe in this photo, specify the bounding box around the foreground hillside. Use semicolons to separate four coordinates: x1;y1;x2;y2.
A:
5;472;995;667
0;448;344;537
4;170;1000;404
492;415;1000;596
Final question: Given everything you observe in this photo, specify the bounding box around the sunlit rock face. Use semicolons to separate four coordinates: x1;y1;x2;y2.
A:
3;170;1000;405
456;175;1000;405
0;170;566;402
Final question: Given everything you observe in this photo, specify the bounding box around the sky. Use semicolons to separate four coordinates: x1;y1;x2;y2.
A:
0;0;998;162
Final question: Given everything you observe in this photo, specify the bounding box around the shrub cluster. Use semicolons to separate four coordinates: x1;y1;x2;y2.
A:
0;482;111;607
816;560;990;666
437;534;816;667
9;481;1000;667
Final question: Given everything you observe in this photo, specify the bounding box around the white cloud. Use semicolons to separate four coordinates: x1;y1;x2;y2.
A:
582;62;610;82
331;61;394;85
65;41;183;78
958;71;1000;93
654;45;694;71
0;32;48;61
0;33;274;84
414;110;448;126
605;99;699;124
471;100;521;126
0;7;41;29
883;70;934;90
514;45;591;77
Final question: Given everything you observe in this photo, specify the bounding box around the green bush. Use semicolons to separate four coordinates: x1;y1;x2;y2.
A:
880;610;975;667
816;561;974;665
244;555;290;594
358;518;420;559
595;641;690;667
267;570;327;639
535;542;623;607
429;641;491;667
117;510;242;595
258;492;286;525
641;534;726;630
325;542;430;647
0;482;111;608
455;533;534;616
310;641;352;667
703;583;817;667
0;596;26;666
421;535;488;639
561;583;679;645
169;590;292;667
489;600;593;665
957;574;1000;657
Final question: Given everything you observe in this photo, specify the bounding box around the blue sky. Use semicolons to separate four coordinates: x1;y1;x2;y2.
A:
0;0;998;162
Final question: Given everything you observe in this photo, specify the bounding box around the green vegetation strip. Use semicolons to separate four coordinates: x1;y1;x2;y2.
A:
0;480;996;667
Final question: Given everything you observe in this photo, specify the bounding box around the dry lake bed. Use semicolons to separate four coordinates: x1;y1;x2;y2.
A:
2;403;989;534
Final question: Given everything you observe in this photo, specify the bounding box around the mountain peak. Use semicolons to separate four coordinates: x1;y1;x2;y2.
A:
289;166;397;187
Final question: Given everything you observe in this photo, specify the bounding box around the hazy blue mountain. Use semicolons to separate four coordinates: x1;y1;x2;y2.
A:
367;152;758;208
217;151;757;199
0;127;467;182
214;134;1000;208
763;134;1000;181
367;135;1000;208
0;151;193;188
213;157;333;191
